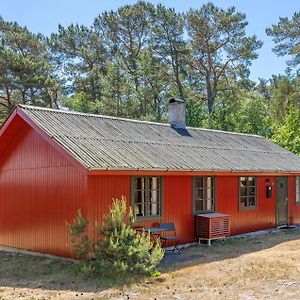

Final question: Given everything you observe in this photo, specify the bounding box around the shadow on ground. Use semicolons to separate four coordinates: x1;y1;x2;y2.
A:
160;228;300;271
0;228;299;295
0;251;143;294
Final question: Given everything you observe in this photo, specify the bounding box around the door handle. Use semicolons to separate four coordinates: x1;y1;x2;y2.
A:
285;196;288;205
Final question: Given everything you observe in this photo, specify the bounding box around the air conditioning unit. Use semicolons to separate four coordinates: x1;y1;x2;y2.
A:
195;213;230;245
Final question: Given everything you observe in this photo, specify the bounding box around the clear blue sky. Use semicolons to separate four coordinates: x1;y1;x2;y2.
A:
1;0;299;81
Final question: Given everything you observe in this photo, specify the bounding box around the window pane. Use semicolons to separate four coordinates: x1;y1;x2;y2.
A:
149;189;158;202
135;190;145;203
205;199;214;211
206;188;213;200
134;177;145;190
149;202;160;216
248;186;255;197
195;200;203;211
193;177;215;212
240;186;246;197
248;196;256;206
239;177;257;209
149;177;160;190
194;188;204;200
132;177;162;218
149;189;159;216
240;197;247;207
204;177;213;189
194;177;203;189
133;203;145;216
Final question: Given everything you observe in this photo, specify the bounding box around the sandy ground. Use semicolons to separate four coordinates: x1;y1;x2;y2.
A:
0;229;300;299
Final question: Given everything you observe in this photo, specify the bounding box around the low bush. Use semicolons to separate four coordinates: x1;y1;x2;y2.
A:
66;210;92;260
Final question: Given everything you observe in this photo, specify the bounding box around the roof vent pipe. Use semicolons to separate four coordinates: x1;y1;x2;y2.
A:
168;98;186;129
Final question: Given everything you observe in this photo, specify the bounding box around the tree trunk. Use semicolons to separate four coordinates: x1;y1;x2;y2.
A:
175;75;185;101
206;76;214;113
174;53;185;100
21;89;26;104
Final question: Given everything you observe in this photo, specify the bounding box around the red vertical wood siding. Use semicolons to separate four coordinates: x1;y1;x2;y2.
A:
217;176;276;235
87;175;130;242
87;175;194;244
132;177;194;243
0;121;86;257
162;176;194;243
288;176;300;224
87;174;281;243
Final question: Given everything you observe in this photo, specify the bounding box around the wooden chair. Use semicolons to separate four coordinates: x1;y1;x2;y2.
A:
158;223;181;253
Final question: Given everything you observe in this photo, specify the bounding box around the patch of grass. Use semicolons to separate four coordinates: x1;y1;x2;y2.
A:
48;258;72;269
0;252;138;292
72;260;153;290
0;230;299;299
283;229;299;235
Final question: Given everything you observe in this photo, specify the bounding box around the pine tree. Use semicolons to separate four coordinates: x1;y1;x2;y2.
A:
95;197;164;274
67;196;164;276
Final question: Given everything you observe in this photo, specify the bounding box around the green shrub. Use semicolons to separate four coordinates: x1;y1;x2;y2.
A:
67;196;164;276
66;210;92;260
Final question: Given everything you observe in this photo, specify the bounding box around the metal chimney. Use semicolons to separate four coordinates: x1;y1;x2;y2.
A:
168;98;186;129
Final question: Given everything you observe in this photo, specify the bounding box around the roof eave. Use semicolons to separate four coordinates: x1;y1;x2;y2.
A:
87;167;300;176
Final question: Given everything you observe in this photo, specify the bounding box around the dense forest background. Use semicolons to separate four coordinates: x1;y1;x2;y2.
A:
1;2;300;153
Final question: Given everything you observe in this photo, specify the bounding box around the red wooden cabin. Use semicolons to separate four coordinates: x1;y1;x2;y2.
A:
1;100;300;257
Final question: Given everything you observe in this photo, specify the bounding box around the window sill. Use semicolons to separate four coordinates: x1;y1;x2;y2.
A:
135;215;162;222
193;210;215;215
239;206;257;211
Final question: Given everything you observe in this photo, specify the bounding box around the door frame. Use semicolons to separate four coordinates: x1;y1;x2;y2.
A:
276;176;289;226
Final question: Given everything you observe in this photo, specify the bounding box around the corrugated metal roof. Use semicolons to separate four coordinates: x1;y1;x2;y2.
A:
18;105;300;172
